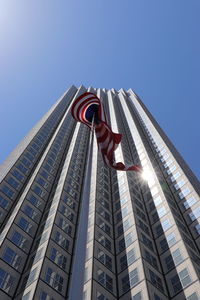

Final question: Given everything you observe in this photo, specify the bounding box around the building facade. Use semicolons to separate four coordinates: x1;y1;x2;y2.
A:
0;85;200;300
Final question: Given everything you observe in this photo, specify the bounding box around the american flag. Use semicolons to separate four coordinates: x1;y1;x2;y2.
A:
71;92;141;172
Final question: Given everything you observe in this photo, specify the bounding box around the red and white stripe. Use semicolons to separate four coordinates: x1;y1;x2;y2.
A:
71;92;141;172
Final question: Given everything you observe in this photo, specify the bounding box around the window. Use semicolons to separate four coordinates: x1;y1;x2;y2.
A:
60;205;74;222
0;268;13;293
195;224;200;235
179;268;191;287
97;249;112;270
183;196;197;210
63;196;76;210
16;163;28;174
18;217;32;233
58;218;72;235
139;220;149;234
0;195;8;209
6;177;20;190
33;186;44;197
171;268;191;293
45;267;64;292
54;231;69;251
167;164;176;174
97;269;113;292
165;254;174;271
96;291;109;300
166;232;176;247
11;231;27;249
97;233;111;251
22;291;31;300
12;169;24;181
151;187;158;197
24;205;37;220
50;248;67;270
172;249;183;265
179;188;190;200
171;172;181;182
186;292;199;300
153;196;162;207
121;268;139;293
0;184;15;199
145;250;158;268
189;207;200;222
120;249;136;271
157;206;167;218
39;291;55;300
161;219;171;231
132;291;142;300
154;294;162;300
29;195;42;208
149;269;164;292
26;267;38;287
3;247;21;269
141;234;154;251
174;180;185;190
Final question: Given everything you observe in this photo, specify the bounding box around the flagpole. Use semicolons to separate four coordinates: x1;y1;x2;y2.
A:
68;117;95;300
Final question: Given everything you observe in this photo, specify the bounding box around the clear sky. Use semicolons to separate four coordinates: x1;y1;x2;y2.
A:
0;0;199;179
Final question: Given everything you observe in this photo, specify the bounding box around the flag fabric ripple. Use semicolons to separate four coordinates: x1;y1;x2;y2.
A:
71;92;141;172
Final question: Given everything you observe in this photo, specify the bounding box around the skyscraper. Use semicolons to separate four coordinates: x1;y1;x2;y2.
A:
0;85;200;300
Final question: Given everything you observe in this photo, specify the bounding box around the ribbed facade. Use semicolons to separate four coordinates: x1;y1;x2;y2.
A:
0;85;200;300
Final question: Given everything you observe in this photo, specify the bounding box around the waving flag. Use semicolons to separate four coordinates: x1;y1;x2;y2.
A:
71;92;141;172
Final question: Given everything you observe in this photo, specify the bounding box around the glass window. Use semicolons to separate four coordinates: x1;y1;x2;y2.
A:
189;207;200;222
195;224;200;235
50;248;67;270
97;233;111;251
0;268;13;293
26;267;38;287
179;268;191;287
23;205;37;220
121;268;139;293
11;231;27;249
28;195;42;208
165;254;174;271
0;195;9;209
145;250;158;268
166;232;176;247
45;267;64;292
96;291;109;300
171;172;181;182
161;219;171;231
172;249;183;265
174;180;185;191
153;196;162;207
58;218;72;235
0;184;15;199
132;291;142;300
141;234;154;251
97;269;113;292
183;196;197;210
3;247;21;269
54;231;69;251
157;206;167;218
97;249;112;270
6;177;20;190
186;292;199;300
179;188;190;200
18;217;32;233
167;165;176;174
39;291;55;300
149;269;164;292
12;169;24;181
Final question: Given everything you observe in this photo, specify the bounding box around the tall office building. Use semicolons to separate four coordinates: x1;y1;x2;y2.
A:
0;85;200;300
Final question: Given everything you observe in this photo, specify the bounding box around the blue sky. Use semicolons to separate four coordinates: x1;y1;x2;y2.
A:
0;0;199;179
